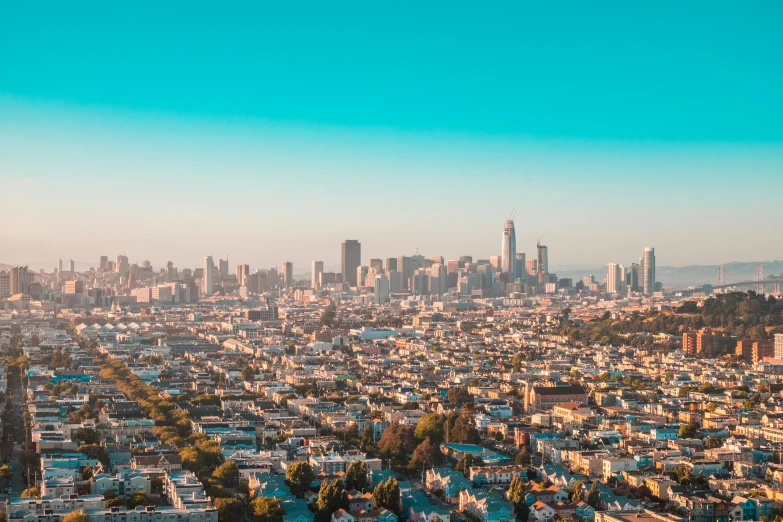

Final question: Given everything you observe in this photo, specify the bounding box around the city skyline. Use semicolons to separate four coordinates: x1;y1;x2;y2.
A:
2;3;782;267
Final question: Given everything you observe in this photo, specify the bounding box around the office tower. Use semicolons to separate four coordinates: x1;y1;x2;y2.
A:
537;243;549;275
629;263;640;292
116;255;129;277
446;260;460;274
369;259;383;272
67;259;75;272
236;264;249;287
385;258;397;273
388;270;404;293
342;240;361;287
10;266;29;295
398;256;413;290
374;274;390;304
99;256;108;270
642;247;656;295
606;263;621;294
525;259;538;278
459;256;473;264
411;268;429;294
501;219;516;274
429;263;447;296
311;261;324;290
514;253;526;283
203;256;214;296
0;271;10;298
58;258;63;274
356;266;368;288
282;262;293;288
219;258;229;278
431;256;444;265
490;255;502;271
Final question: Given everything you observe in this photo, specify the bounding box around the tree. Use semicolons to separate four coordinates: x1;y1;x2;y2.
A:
408;438;443;471
74;427;101;445
587;483;599;508
315;479;349;522
678;423;698;439
286;461;314;497
446;386;473;406
213;497;244;522
213;461;240;489
105;498;126;508
61;512;89;522
515;447;531;466
507;476;528;520
372;477;401;514
251;497;285;522
450;409;481;444
345;460;368;492
242;366;255;382
571;480;585;502
414;413;445;445
128;493;151;508
0;465;11;481
360;425;375;451
377;424;415;462
455;454;474;473
179;446;204;474
21;487;40;498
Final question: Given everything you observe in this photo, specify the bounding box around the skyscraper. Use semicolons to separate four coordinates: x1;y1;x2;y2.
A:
282;261;293;288
537;243;549;274
501;219;516;274
203;256;214;296
218;258;229;278
311;261;324;290
629;263;640;292
374;273;390;304
385;258;397;273
57;258;63;274
10;266;29;295
99;256;108;270
341;240;361;287
236;264;249;287
515;253;526;283
68;259;75;272
369;259;383;272
606;263;621;294
642;247;656;295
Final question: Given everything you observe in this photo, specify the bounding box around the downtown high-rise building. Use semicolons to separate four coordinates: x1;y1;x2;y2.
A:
99;256;108;270
341;240;361;287
514;253;526;283
203;256;214;296
282;261;293;288
501;219;516;274
374;273;390;304
68;259;75;272
10;266;29;295
537;243;549;275
311;260;324;290
642;247;656;295
606;263;621;294
236;264;249;287
218;258;229;278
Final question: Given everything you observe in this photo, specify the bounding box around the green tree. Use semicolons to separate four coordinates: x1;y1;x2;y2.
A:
571;480;585;502
372;477;401;514
446;386;473;406
408;438;443;471
515;446;531;465
105;498;126;508
315;479;349;522
0;465;12;481
213;461;240;489
678;423;698;439
345;460;368;492
251;497;285;522
286;461;315;497
21;487;40;498
214;497;244;522
242;366;255;382
587;482;600;508
61;512;89;522
414;413;445;445
128;493;151;508
507;476;528;520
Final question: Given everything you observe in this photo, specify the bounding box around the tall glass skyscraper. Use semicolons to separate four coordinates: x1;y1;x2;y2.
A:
341;239;361;287
642;247;656;295
501;219;516;274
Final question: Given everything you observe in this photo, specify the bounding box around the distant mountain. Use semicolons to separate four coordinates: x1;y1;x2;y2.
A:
552;261;783;288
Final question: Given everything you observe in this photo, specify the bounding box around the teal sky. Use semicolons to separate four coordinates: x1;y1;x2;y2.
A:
1;1;782;271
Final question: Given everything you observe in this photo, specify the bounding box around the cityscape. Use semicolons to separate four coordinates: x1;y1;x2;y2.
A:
2;4;783;522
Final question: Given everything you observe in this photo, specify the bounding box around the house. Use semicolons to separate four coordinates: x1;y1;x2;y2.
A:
425;468;473;501
459;489;514;522
332;509;355;522
528;501;556;522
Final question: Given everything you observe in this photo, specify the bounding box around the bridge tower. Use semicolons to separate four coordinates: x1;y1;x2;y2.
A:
717;266;726;287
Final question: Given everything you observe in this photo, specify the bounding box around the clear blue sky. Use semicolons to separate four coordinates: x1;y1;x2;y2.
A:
1;1;781;271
